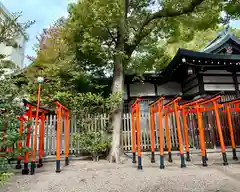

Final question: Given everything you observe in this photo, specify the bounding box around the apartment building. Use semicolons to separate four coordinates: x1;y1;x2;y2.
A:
0;1;28;69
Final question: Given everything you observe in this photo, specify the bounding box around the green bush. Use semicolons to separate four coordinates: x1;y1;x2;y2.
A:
72;131;111;161
0;172;12;185
0;158;13;185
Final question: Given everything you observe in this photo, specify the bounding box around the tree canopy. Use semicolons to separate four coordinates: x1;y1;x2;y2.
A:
65;0;221;74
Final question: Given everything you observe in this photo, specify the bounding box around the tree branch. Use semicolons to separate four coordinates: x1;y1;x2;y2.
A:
106;27;117;44
125;0;129;20
125;26;155;58
144;0;205;27
125;0;206;56
98;18;117;44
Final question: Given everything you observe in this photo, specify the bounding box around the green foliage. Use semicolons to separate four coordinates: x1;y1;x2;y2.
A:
0;12;34;44
23;18;113;107
0;74;30;177
0;172;12;185
224;0;240;19
0;60;17;69
54;91;122;132
24;0;240;103
66;0;223;74
72;130;111;161
56;91;122;114
20;18;122;144
0;75;25;182
64;0;240;75
0;13;33;183
24;0;240;87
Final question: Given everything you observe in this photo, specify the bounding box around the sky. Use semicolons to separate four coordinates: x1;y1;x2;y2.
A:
1;0;240;67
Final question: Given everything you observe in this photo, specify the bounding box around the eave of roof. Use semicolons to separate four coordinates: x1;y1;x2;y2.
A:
178;48;240;61
161;48;240;80
201;31;240;53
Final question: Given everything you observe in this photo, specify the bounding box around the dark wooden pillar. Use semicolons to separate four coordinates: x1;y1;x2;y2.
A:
126;83;130;100
198;73;205;95
125;83;131;113
154;83;158;96
232;72;240;97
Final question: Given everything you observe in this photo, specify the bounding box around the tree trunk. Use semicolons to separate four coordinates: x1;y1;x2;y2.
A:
108;0;127;163
108;54;124;163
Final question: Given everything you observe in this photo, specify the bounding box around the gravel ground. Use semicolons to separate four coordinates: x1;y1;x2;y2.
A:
2;155;240;192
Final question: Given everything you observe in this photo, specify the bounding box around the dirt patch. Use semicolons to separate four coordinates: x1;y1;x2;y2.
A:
1;157;240;192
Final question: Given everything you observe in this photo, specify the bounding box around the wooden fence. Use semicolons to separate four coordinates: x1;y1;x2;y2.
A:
30;102;240;156
30;112;184;155
30;114;110;156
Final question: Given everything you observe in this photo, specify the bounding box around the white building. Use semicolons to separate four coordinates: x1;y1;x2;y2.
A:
0;1;27;69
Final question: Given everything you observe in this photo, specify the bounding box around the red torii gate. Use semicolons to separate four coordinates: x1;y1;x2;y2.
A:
164;95;186;168
21;99;50;175
54;99;70;173
149;96;165;168
131;97;142;169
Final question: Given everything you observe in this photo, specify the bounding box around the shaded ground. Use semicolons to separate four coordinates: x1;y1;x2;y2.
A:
1;153;240;192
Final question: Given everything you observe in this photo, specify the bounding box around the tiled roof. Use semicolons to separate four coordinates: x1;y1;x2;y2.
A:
201;25;240;53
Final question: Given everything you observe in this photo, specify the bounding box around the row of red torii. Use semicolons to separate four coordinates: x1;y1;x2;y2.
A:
131;92;239;169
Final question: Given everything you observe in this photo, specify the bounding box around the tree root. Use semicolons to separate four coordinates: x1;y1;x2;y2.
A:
108;148;125;164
